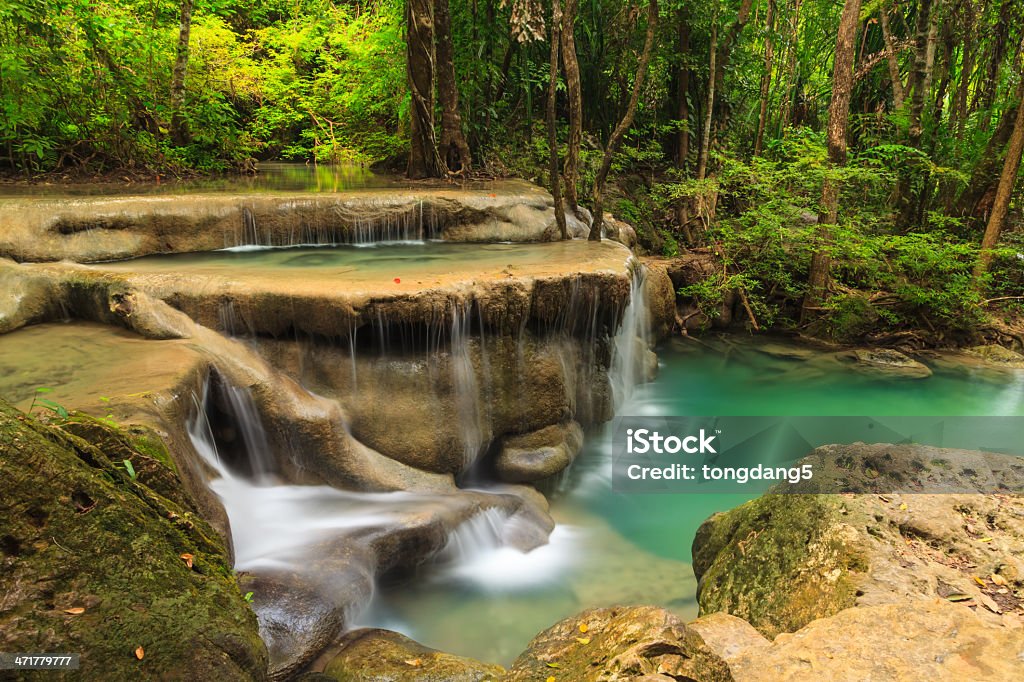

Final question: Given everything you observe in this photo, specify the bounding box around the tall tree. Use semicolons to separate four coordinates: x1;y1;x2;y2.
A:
907;0;935;150
778;0;803;133
802;0;862;321
435;0;472;173
697;16;718;180
561;0;583;212
879;0;906;109
676;8;692;169
407;0;443;178
976;82;1024;277
754;0;777;156
589;0;659;241
169;0;194;145
547;0;568;239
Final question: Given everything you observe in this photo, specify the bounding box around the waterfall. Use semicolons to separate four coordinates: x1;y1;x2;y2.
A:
437;508;508;563
610;263;653;408
188;374;278;483
451;301;484;469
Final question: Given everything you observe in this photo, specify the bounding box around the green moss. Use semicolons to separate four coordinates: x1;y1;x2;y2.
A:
0;399;267;680
692;494;867;638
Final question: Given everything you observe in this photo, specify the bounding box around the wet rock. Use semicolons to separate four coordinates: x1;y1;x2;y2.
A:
0;399;267;680
505;606;732;682
687;612;769;662
0;261;61;334
495;422;584;483
726;600;1024;681
604;214;638;247
321;629;504;681
965;344;1024;368
844;348;932;378
642;261;676;341
693;443;1024;638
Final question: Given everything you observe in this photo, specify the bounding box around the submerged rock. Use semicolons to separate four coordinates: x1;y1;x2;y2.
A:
965;344;1024;368
844;348;932;378
505;605;732;681
495;421;584;483
0;399;267;679
321;629;504;681
693;443;1024;638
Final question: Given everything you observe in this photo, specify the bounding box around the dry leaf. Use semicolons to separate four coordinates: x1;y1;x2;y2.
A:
575;637;591;645
899;502;907;511
973;576;987;587
991;573;1008;587
979;537;993;543
64;607;85;615
180;553;194;569
578;623;588;633
403;659;422;667
978;593;1002;614
134;646;145;660
546;662;561;668
546;677;556;682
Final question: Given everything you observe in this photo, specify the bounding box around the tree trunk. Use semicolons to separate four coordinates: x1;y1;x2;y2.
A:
547;0;567;239
435;0;471;173
697;21;718;181
954;78;1024;220
907;0;934;149
952;3;975;139
802;0;862;322
778;0;803;133
589;0;658;241
561;0;583;212
169;0;194;146
676;9;691;169
976;83;1024;277
977;0;1013;128
406;0;443;179
879;0;905;110
754;0;776;156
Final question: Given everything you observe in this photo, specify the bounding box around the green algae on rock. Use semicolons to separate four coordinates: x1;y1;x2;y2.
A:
0;400;267;680
322;629;504;681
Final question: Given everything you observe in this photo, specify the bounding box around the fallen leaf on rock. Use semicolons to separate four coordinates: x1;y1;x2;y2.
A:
899;502;907;511
134;646;145;660
403;659;422;667
546;662;561;668
978;593;1002;614
991;573;1008;587
180;553;194;569
64;607;85;615
979;537;993;543
546;677;556;682
946;593;973;602
578;623;588;633
575;637;591;645
973;576;987;587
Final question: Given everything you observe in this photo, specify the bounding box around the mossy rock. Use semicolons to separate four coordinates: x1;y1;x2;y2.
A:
0;399;267;680
692;494;867;638
322;629;503;681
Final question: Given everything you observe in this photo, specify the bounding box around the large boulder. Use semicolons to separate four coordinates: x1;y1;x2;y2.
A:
693;443;1024;638
0;400;267;679
723;600;1024;681
321;629;504;681
504;606;732;681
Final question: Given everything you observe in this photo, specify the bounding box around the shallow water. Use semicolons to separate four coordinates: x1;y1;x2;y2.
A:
361;335;1024;665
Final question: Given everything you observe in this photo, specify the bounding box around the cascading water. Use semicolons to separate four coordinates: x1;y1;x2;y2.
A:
610;262;653;408
451;301;484;469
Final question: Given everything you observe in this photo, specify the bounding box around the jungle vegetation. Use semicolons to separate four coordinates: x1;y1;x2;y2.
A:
1;0;1022;341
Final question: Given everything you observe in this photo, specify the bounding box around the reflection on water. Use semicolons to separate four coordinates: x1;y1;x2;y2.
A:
361;335;1024;665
